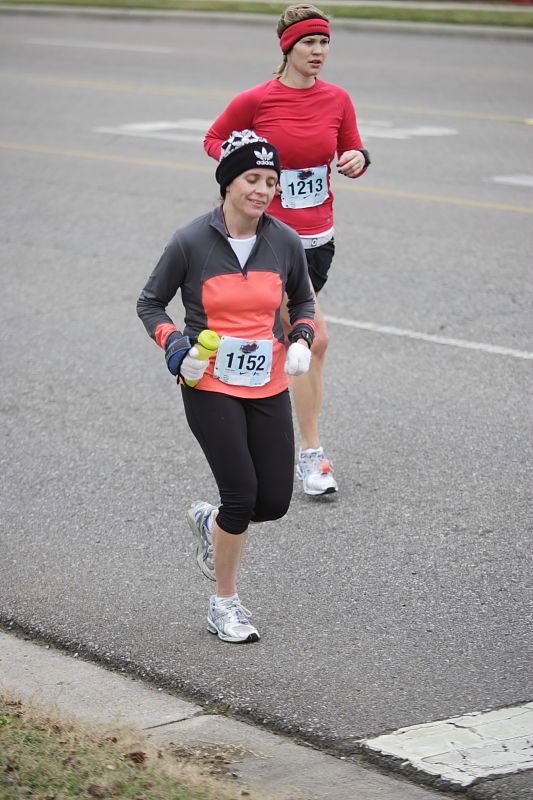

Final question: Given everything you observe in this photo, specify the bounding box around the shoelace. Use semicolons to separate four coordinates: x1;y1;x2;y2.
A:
218;600;252;624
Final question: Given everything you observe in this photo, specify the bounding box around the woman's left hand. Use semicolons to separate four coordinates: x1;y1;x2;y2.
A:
337;150;366;178
285;341;312;377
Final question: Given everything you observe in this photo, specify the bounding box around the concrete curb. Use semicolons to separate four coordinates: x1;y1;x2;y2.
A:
1;3;533;40
0;629;449;800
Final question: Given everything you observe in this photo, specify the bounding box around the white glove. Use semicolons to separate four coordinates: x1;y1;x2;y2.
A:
180;347;209;382
285;341;311;377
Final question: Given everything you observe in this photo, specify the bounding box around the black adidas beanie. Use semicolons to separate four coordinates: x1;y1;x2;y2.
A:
216;140;281;197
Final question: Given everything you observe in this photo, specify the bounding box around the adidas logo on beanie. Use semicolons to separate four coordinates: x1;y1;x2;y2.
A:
216;129;281;196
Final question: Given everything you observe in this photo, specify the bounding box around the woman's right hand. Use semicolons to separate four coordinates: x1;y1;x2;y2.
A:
179;348;209;383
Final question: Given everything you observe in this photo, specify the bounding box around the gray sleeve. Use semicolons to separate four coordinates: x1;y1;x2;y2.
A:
136;234;188;340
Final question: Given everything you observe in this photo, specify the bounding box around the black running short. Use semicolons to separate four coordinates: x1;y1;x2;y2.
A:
305;239;335;294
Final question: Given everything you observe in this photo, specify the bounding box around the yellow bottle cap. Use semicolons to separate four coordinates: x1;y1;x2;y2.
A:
197;329;221;352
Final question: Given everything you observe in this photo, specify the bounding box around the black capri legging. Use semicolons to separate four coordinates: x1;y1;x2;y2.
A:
181;387;294;535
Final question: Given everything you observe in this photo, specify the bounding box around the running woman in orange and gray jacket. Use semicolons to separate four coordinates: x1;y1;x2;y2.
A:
137;131;315;643
204;3;370;498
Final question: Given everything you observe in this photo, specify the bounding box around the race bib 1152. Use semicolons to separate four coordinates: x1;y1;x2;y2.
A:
214;336;273;387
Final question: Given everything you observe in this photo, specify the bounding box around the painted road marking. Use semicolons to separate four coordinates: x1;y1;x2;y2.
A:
360;120;458;140
324;316;533;361
0;71;230;99
492;174;533;188
1;140;532;217
360;102;530;126
331;180;533;215
1;72;529;126
0;140;211;173
95;128;201;143
108;120;207;132
94;120;205;144
92;121;533;213
1;142;531;363
94;118;458;143
361;702;533;787
24;38;174;54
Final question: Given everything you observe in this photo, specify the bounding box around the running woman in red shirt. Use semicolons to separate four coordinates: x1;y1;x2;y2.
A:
137;131;315;643
204;3;370;497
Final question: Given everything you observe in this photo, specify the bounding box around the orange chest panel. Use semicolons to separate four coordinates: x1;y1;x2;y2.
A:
201;271;283;339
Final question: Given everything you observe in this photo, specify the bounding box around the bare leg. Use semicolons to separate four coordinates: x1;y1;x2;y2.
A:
208;523;258;642
213;522;248;597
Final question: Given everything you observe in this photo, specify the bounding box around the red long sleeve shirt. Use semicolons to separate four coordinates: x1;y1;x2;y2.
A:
204;79;366;237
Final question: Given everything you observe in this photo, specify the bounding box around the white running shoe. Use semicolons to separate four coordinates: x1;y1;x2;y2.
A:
296;447;338;496
187;500;217;581
207;595;260;643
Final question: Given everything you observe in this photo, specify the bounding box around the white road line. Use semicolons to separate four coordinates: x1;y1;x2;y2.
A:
95;117;460;142
115;120;208;131
492;174;533;188
24;38;174;54
324;315;533;361
361;702;533;787
94;120;207;143
361;120;458;140
94;126;202;143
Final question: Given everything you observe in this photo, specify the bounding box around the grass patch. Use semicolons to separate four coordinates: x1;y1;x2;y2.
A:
2;0;533;30
0;694;269;800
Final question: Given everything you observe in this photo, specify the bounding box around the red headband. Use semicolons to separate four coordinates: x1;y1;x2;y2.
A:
279;18;330;55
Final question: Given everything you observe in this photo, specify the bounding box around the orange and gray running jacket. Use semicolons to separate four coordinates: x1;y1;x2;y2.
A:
137;206;316;399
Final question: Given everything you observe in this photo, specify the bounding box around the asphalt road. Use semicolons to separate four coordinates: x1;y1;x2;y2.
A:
1;11;532;797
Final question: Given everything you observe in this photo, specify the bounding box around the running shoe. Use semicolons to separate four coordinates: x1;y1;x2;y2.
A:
207;595;260;643
187;500;217;581
296;447;338;496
